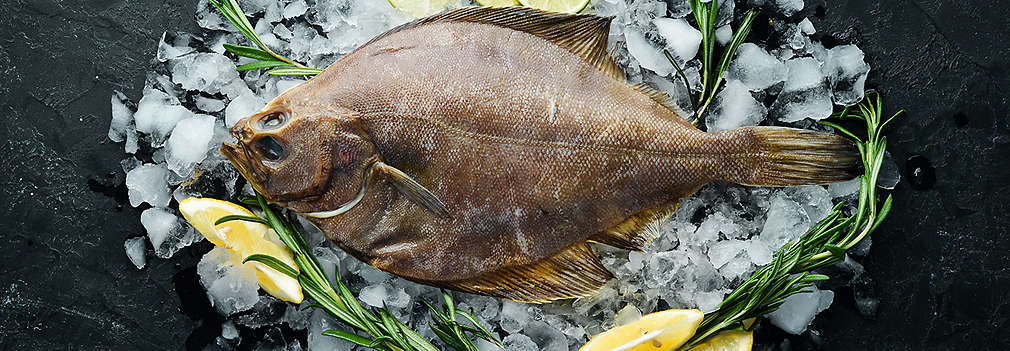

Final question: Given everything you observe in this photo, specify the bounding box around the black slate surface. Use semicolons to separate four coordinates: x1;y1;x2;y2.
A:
0;0;1007;349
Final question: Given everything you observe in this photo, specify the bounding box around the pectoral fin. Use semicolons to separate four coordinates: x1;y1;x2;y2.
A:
374;162;450;218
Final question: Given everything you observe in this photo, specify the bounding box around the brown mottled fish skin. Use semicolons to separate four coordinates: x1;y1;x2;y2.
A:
222;7;860;302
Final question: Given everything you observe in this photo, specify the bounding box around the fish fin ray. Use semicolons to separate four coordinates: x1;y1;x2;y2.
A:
631;82;693;120
363;6;625;81
593;198;686;251
374;162;450;218
438;242;612;303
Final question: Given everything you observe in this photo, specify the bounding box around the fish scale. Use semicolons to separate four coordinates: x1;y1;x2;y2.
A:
222;7;860;302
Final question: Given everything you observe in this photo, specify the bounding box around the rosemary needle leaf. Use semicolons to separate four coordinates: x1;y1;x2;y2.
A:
237;60;292;71
242;254;300;278
268;67;324;76
223;43;276;61
321;330;378;348
214;214;269;225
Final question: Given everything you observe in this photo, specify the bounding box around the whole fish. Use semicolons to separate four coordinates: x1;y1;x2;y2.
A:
222;7;859;302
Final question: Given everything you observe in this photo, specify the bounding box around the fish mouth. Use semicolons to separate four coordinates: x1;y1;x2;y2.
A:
221;141;266;190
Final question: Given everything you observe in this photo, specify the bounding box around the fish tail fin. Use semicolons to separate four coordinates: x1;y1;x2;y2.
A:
715;126;862;186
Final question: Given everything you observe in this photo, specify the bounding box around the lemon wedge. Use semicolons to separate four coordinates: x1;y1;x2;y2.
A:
687;330;753;351
179;198;303;303
518;0;591;13
388;0;454;18
477;0;520;6
581;309;704;351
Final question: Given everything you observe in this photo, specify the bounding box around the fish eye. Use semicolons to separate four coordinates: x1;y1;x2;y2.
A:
254;135;287;161
258;112;286;130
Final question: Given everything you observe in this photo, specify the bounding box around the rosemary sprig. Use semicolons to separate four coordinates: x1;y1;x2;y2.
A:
667;1;758;123
678;91;901;349
209;0;322;76
219;193;500;351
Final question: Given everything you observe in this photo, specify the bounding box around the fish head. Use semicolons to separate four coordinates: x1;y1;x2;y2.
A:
221;98;376;208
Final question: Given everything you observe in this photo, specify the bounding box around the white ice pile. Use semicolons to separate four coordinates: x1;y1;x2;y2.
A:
726;43;788;92
198;247;260;315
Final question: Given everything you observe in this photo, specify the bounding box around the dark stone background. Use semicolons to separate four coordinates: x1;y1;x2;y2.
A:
0;0;1007;349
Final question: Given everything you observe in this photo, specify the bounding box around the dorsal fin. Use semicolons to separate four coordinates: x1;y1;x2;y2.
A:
363;6;626;81
428;242;613;303
632;82;692;119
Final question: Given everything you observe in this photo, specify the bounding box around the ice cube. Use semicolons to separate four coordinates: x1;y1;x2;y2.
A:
308;310;356;350
284;0;309;19
133;87;194;147
276;79;306;94
501;334;538;351
358;283;391;308
666;0;692;18
195;0;236;31
166;115;217;177
221;321;239;340
707;239;748;268
614;304;642;326
726;43;788;92
757;191;810;250
771;57;833;122
197;247;260;315
523;320;568;351
124;236;147;269
500;300;530;334
767;286;834;334
706;79;767;132
109;91;134;142
156;31;197;62
822;45;870;106
126;163;172;208
828;178;861;198
225;92;267;127
625;27;675;76
752;0;805;17
653;17;702;65
715;25;733;46
171;53;241;95
877;151;900;189
693;289;728;312
141;207;202;258
194;96;226;113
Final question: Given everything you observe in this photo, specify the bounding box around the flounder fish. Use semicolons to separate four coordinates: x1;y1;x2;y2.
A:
222;7;859;302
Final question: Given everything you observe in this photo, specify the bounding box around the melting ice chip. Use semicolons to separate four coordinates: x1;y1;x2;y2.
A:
502;334;538;351
197;247;260;315
225;92;267;127
124;237;147;269
133;87;194;147
823;44;870;106
653;17;702;65
726;43;788;92
706;79;767;132
126;163;172;208
166;114;217;177
767;286;834;334
771;57;833;123
171;53;241;95
141;207;202;259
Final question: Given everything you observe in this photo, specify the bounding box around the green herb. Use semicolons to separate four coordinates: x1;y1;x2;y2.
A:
209;0;322;76
667;1;758;124
678;91;901;349
219;193;501;351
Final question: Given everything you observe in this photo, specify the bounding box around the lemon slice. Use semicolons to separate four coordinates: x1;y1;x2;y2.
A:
477;0;520;6
388;0;453;18
580;309;704;351
518;0;591;13
687;330;753;351
180;198;303;303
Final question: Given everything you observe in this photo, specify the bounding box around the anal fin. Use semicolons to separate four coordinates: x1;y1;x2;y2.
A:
438;242;613;303
591;198;687;251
